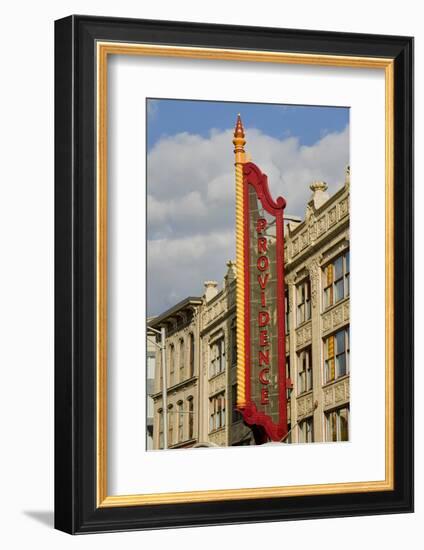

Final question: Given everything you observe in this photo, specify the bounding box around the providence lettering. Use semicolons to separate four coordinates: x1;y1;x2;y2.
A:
256;217;271;406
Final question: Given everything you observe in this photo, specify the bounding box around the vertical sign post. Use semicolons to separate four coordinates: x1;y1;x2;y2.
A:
234;115;288;442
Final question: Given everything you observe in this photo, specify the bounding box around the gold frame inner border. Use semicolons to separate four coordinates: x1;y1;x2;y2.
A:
96;41;394;508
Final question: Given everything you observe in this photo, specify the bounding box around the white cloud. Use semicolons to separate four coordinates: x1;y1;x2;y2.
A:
147;230;235;314
147;125;349;315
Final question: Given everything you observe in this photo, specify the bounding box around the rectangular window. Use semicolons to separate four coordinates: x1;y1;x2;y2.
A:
169;344;175;386
209;392;226;432
324;327;349;383
323;251;350;309
298;417;314;443
158;410;164;449
168;406;173;446
325;406;349;441
177;402;184;442
231;384;242;423
189;333;195;378
297;347;312;394
231;324;237;365
179;339;185;381
210;337;225;378
296;279;311;326
285;286;290;333
188;398;194;440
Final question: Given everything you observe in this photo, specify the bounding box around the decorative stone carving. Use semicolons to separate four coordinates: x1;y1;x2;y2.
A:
317;216;326;236
328;206;337;227
345;165;350;189
335;384;345;403
209;372;226;395
322;300;349;334
343;301;350;321
309;220;317;244
333;306;343;327
323;378;350;410
293;238;299;256
323;313;332;331
296;322;312;349
339;197;349;218
307;259;320;309
297;393;314;419
305;203;314;222
324;388;333;406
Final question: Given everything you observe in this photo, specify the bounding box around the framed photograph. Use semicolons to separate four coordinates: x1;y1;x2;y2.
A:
54;15;413;534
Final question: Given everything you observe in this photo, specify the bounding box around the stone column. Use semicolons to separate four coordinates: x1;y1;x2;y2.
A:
286;278;297;442
307;258;324;442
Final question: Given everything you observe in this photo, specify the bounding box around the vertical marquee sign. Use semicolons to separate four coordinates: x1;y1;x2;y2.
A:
233;115;288;442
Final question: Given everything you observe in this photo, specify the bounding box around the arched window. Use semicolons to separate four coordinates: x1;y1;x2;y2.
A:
189;333;195;378
179;338;185;381
169;344;175;386
187;396;194;440
168;404;173;446
158;408;164;449
177;400;184;442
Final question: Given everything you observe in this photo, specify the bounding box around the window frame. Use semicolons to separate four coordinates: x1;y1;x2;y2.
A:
297;346;313;395
323;251;350;310
158;408;164;450
325;406;350;442
298;416;314;443
169;343;175;386
188;333;195;378
179;338;185;382
177;400;184;442
187;397;194;440
209;392;226;433
296;278;311;326
209;336;226;379
167;404;174;446
324;327;350;384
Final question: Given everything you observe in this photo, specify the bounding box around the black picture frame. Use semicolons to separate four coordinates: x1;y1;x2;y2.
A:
55;15;414;534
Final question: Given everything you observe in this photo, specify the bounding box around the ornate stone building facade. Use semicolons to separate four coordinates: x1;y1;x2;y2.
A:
284;169;350;443
148;170;350;448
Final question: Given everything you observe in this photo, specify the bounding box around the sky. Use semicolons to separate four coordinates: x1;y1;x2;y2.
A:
147;99;349;316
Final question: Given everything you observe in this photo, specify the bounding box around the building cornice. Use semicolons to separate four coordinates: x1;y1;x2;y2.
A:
287;183;348;240
285;218;349;274
151;375;198;401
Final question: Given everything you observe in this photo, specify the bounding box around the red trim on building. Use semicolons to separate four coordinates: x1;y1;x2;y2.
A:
239;162;288;442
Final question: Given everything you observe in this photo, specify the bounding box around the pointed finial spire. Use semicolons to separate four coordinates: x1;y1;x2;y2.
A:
345;165;350;187
234;114;245;139
233;114;246;163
